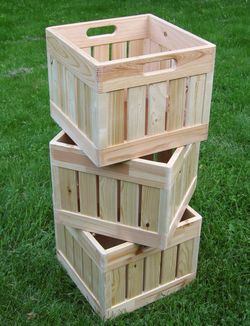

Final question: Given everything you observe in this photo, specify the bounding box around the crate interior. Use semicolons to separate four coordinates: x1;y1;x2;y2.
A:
92;207;195;250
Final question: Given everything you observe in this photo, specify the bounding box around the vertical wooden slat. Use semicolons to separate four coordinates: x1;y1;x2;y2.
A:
161;246;178;283
177;239;194;277
55;223;66;255
110;266;126;305
127;259;144;298
65;228;74;266
128;39;144;57
141;185;160;231
99;176;117;221
127;86;146;140
111;42;127;59
77;79;86;133
51;58;59;105
66;70;78;124
185;74;206;126
93;44;110;61
167;78;186;131
58;168;78;211
202;72;214;123
57;62;65;112
73;238;83;278
84;84;94;140
82;249;92;290
91;261;100;300
144;252;161;291
147;82;167;135
79;172;98;216
120;181;139;226
108;90;125;145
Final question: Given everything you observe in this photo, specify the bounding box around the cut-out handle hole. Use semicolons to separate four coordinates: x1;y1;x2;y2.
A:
86;25;116;37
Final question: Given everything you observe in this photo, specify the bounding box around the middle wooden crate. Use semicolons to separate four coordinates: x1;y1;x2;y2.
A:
50;131;200;249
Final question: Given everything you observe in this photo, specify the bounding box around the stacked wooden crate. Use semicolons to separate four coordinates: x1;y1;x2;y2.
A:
46;14;215;319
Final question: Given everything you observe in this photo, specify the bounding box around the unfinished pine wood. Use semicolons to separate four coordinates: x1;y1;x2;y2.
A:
65;227;74;266
99;176;117;221
66;70;78;124
120;181;139;226
127;86;146;140
73;238;83;278
161;246;177;283
185;74;206;126
55;223;66;254
127;258;144;298
112;42;127;59
147;82;167;135
108;90;125;145
167;78;186;131
94;44;110;61
55;205;202;319
79;172;98;216
141;186;160;231
128;39;144;57
51;131;200;249
177;239;194;277
110;266;126;305
144;252;161;291
58;168;78;211
47;14;214;167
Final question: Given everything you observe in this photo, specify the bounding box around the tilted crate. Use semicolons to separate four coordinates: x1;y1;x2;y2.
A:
50;131;200;249
55;206;202;319
46;14;215;166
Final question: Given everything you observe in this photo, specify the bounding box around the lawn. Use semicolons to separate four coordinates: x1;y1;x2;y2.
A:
0;0;249;325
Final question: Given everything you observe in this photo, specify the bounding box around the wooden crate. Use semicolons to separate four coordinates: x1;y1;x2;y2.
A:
55;206;202;319
50;131;200;249
46;14;215;167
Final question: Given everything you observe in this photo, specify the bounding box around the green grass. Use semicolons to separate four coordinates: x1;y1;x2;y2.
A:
0;0;249;324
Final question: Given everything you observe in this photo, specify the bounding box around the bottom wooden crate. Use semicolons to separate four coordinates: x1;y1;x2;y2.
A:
55;206;202;319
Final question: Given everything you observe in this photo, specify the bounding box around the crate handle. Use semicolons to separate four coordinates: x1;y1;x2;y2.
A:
86;25;116;38
143;58;177;76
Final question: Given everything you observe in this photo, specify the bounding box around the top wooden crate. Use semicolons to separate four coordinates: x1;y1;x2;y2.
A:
46;14;215;167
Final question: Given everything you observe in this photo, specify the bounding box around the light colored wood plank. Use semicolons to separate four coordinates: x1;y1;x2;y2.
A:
141;186;160;231
91;261;101;300
53;14;148;48
65;228;74;266
99;176;117;221
147;82;167;135
144;252;161;291
127;258;144;299
84;84;94;140
127;86;146;140
161;246;177;283
57;62;67;113
51;58;59;105
110;266;126;305
66;70;78;124
108;90;125;145
58;167;78;211
167;78;186;131
77;79;86;133
73;238;83;278
55;223;66;254
177;239;194;277
112;42;127;59
99;46;215;93
202;72;214;123
185;74;206;126
93;44;110;61
55;210;162;249
79;172;97;216
105;273;195;319
128;39;144;57
120;181;139;226
82;249;92;291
